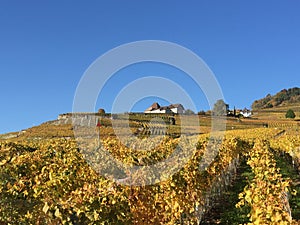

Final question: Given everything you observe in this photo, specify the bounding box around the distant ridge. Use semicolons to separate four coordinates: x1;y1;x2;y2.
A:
252;87;300;109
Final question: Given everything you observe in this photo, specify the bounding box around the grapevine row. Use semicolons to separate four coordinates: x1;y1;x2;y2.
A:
0;136;247;224
1;127;299;224
236;139;295;224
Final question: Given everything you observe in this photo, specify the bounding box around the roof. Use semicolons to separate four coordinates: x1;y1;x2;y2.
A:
145;102;161;111
160;106;170;110
169;104;184;109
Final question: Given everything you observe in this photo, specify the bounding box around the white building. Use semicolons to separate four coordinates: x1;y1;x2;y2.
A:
169;104;185;114
239;108;252;118
144;102;184;114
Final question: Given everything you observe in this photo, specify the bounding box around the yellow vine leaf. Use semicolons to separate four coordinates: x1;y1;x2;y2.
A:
42;202;49;214
0;159;7;166
54;208;62;219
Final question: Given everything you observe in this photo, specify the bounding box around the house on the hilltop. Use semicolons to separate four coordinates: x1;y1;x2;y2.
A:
144;102;184;114
239;108;252;118
169;104;185;114
226;107;252;118
144;102;172;114
144;102;160;113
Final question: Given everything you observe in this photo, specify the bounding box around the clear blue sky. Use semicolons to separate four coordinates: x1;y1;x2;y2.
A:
1;1;300;134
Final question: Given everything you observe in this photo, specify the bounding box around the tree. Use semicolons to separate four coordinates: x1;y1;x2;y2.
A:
285;109;296;119
212;99;229;116
265;103;273;108
197;110;206;115
97;108;106;115
184;109;195;115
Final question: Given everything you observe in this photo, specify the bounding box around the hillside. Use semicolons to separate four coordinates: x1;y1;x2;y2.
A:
252;87;300;109
1;111;300;223
1;121;300;223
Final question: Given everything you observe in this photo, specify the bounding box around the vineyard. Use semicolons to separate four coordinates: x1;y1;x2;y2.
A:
1;115;300;224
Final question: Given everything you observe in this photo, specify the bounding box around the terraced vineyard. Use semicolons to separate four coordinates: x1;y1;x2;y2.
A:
0;114;300;224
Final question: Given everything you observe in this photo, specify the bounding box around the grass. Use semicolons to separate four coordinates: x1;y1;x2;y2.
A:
200;159;252;225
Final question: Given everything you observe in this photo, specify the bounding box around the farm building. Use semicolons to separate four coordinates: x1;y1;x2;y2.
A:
169;104;185;114
144;102;184;114
239;108;252;118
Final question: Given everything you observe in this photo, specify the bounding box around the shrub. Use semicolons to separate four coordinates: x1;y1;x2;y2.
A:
285;109;296;119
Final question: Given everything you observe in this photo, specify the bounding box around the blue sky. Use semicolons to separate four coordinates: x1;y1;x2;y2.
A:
1;1;300;134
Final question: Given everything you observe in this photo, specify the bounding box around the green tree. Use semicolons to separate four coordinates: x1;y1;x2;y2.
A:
197;110;206;115
212;99;229;116
184;109;195;115
285;109;296;119
97;108;106;115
